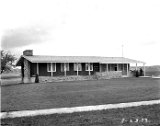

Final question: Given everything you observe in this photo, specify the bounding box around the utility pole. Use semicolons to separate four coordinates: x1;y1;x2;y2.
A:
122;44;124;58
122;44;124;74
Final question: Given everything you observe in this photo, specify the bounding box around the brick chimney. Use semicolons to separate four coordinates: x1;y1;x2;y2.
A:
23;50;33;56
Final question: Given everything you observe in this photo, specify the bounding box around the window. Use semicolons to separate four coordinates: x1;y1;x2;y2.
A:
78;63;82;71
47;63;56;72
52;63;56;72
74;63;82;71
85;63;89;71
85;63;93;71
90;63;93;71
61;63;69;72
47;63;52;72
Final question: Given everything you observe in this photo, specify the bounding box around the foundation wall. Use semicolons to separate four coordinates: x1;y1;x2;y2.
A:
95;71;122;79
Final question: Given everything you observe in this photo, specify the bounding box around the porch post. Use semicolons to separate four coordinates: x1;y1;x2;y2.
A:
37;63;39;75
99;63;101;72
77;63;79;76
89;63;91;76
127;63;129;77
143;63;145;76
117;64;118;71
64;63;67;76
106;64;108;72
136;63;138;70
51;63;53;77
51;72;53;76
89;70;91;76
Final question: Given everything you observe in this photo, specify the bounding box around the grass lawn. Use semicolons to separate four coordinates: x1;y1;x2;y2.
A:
145;71;160;76
1;77;160;112
1;73;21;86
1;72;21;79
1;104;160;126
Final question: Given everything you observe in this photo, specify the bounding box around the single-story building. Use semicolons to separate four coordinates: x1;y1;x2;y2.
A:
16;50;145;83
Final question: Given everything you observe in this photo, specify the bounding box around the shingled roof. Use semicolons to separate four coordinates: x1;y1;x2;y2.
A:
16;55;145;66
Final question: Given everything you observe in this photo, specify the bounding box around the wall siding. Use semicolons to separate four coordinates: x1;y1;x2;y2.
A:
39;63;51;76
93;63;100;72
53;63;64;76
30;63;37;76
101;64;107;72
30;62;129;76
66;63;77;76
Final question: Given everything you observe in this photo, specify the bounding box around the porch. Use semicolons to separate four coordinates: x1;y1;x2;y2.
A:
30;62;130;77
20;62;131;83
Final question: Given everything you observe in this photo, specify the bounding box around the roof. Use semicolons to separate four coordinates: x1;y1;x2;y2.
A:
16;55;145;66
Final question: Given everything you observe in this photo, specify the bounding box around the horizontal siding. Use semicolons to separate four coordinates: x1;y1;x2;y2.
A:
39;63;51;76
31;63;128;76
66;63;77;76
53;63;65;76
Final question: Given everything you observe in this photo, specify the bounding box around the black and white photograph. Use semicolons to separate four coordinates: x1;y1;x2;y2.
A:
1;0;160;125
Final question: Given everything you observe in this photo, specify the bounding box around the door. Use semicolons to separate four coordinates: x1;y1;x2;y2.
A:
93;63;100;73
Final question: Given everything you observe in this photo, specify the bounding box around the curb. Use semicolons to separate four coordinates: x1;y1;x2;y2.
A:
1;100;160;119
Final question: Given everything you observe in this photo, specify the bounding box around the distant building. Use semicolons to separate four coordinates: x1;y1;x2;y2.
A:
16;50;145;83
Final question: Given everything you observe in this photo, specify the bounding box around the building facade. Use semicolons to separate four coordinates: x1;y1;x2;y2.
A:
16;50;145;83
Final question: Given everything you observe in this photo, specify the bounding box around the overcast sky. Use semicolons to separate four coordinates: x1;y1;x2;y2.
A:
1;0;160;66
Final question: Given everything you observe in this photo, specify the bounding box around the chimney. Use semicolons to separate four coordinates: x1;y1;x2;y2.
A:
23;50;33;56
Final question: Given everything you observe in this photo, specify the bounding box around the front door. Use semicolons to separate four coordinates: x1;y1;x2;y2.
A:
93;63;100;73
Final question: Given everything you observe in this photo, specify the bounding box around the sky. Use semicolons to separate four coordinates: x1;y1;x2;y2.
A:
1;0;160;66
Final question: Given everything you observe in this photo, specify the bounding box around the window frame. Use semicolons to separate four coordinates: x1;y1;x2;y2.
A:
47;63;56;72
61;63;69;72
85;63;90;71
85;63;93;71
74;63;82;71
90;63;93;71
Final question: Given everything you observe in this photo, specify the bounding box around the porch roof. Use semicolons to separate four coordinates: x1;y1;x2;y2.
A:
16;55;145;66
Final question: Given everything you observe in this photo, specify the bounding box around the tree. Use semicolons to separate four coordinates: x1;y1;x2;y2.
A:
1;50;17;73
